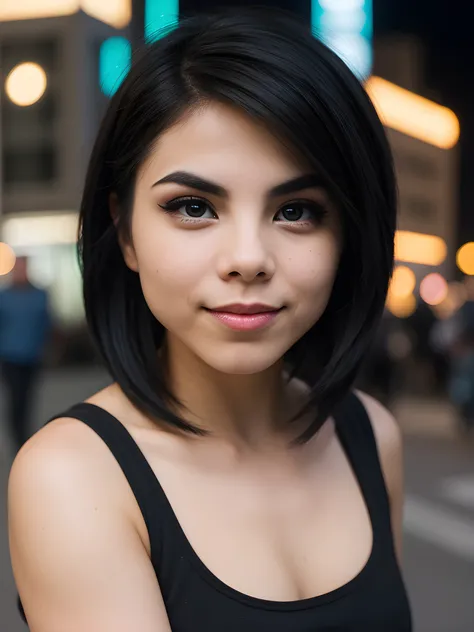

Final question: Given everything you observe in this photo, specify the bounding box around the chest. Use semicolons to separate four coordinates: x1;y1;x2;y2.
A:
134;431;375;602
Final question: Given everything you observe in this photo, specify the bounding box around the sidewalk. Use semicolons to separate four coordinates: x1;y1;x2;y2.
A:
393;396;461;440
0;366;112;461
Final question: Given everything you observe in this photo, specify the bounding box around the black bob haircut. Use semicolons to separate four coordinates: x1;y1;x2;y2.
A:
79;7;397;443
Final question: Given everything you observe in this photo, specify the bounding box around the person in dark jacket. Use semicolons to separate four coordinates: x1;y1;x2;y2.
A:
0;256;51;450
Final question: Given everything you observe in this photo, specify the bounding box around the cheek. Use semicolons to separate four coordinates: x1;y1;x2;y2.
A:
130;214;210;317
289;236;340;299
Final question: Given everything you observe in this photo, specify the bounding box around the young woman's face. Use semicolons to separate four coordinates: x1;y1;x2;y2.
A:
123;102;341;375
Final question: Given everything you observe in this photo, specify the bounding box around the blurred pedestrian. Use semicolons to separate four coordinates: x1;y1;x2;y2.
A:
0;256;51;451
447;279;474;430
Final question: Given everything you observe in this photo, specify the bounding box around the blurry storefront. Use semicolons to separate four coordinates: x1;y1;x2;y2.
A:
0;2;131;365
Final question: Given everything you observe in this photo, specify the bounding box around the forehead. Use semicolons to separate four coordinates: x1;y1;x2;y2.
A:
138;102;310;188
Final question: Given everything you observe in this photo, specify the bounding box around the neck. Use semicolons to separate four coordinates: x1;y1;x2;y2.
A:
162;337;300;448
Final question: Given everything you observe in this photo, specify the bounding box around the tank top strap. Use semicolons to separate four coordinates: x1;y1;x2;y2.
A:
45;403;172;562
332;391;392;538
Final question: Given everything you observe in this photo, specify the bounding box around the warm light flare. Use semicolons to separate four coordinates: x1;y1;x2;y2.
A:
420;273;448;306
0;0;131;27
0;0;78;21
366;76;460;149
434;282;467;319
0;243;17;276
5;63;47;107
81;0;131;28
395;231;447;266
390;265;416;298
386;292;416;318
456;242;474;276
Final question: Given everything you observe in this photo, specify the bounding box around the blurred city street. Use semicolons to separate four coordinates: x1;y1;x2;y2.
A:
0;368;473;632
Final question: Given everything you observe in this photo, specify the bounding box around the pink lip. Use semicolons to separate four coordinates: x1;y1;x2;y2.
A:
211;303;281;315
206;304;283;331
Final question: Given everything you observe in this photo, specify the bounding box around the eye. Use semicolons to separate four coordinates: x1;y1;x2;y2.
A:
275;201;327;224
159;197;217;219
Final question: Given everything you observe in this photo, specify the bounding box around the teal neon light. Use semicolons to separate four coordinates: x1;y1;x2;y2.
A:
99;37;131;97
145;0;179;43
312;0;372;79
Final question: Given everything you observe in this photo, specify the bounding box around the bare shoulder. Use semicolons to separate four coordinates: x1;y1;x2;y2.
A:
8;414;170;632
9;411;131;518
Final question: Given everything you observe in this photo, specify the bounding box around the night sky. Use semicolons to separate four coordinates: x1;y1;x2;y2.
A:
176;0;473;245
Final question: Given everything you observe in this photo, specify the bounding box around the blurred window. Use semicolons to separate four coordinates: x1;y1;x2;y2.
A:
4;146;56;185
403;196;438;222
1;38;58;189
396;152;438;179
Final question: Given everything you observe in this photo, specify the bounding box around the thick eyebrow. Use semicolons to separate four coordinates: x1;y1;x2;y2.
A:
152;171;227;197
269;174;325;197
151;171;324;198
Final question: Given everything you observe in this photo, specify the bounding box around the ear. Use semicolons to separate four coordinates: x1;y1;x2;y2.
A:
109;193;139;272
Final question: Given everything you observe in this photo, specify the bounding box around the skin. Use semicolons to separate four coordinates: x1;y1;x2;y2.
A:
8;103;404;632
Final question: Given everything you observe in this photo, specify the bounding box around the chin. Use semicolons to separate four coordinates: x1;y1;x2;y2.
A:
197;344;286;376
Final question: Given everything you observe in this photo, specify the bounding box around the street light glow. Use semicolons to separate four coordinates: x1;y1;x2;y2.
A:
81;0;131;28
386;292;416;318
420;273;448;306
0;0;131;28
390;265;416;298
0;243;16;276
456;242;474;276
366;76;460;149
5;62;47;107
395;231;447;266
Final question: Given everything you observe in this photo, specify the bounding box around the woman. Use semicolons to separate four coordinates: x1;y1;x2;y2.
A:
8;8;412;631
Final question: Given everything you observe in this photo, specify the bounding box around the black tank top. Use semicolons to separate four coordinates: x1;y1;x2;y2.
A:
18;392;412;631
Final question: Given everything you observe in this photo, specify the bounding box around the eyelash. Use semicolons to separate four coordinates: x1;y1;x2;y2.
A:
158;196;328;226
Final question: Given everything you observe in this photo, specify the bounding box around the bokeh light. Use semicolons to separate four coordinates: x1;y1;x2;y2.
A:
5;62;47;106
386;292;417;318
0;242;16;276
420;273;448;306
0;1;130;27
456;242;474;275
81;0;131;28
434;282;467;319
99;37;131;97
390;265;416;298
366;76;460;149
395;231;447;266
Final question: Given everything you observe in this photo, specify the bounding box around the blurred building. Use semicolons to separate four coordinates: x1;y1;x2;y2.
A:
371;35;460;318
0;2;132;361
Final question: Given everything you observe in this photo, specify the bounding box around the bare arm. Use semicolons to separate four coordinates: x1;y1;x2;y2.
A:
8;420;172;632
356;391;405;566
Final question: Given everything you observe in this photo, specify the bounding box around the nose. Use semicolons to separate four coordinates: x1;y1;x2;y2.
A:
217;224;276;283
